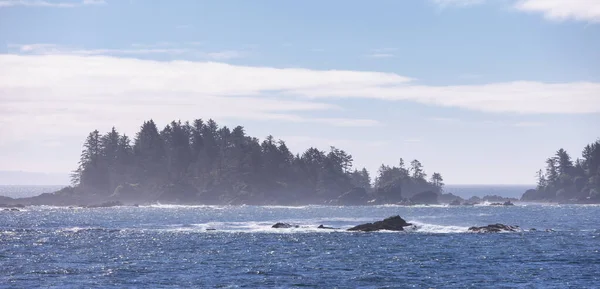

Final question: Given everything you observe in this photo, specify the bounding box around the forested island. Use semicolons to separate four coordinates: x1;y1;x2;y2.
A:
1;119;456;206
521;139;600;204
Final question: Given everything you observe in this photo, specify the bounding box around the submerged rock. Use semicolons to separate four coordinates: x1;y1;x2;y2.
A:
468;223;519;233
317;225;338;230
347;215;412;232
271;223;299;229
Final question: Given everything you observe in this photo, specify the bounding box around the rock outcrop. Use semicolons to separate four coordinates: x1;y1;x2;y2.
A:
317;225;338;229
373;182;403;204
271;223;299;229
410;190;438;205
468;223;519;233
347;215;412;232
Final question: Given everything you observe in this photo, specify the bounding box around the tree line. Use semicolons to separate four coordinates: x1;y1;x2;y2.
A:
523;139;600;202
71;119;444;204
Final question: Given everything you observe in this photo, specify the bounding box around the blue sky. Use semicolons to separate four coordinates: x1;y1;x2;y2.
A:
0;0;599;184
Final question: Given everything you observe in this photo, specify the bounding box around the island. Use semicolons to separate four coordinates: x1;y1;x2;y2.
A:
520;139;600;204
1;119;456;206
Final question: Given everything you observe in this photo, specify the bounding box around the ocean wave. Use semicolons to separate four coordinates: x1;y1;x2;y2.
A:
406;221;470;234
148;219;474;234
59;227;120;233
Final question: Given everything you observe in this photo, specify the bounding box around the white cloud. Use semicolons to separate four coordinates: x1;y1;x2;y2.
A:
0;54;389;145
431;0;600;23
293;81;600;114
514;0;600;23
0;53;598;146
0;0;105;8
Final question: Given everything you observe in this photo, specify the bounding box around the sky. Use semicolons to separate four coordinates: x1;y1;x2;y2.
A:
0;0;599;185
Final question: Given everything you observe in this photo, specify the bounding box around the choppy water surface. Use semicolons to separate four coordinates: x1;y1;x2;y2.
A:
1;204;599;288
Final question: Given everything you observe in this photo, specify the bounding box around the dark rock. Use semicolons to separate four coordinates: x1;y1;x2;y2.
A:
347;215;412;232
490;201;515;206
521;189;540;201
317;225;338;230
468;223;520;233
206;228;216;231
529;228;537;231
483;195;519;203
410;191;438;205
440;193;464;204
449;199;461;206
336;187;369;205
272;223;299;229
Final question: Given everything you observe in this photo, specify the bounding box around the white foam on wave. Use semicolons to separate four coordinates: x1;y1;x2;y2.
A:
406;221;470;234
144;204;230;210
150;219;474;234
373;204;447;208
155;221;348;233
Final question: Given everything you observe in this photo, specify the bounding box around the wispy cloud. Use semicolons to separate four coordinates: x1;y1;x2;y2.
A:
0;54;385;144
366;48;397;58
1;53;598;145
206;50;245;60
0;0;105;8
514;121;545;127
8;43;246;60
430;117;461;123
431;118;547;128
514;0;600;23
366;53;395;58
431;0;485;8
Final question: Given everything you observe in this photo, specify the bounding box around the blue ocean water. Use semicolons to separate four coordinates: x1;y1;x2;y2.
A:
1;204;599;288
0;185;66;199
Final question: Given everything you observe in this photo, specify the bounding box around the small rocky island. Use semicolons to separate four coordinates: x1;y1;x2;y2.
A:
519;139;600;204
0;118;453;207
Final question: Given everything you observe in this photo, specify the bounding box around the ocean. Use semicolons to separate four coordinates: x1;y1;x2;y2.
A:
2;202;599;288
